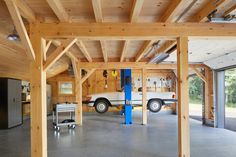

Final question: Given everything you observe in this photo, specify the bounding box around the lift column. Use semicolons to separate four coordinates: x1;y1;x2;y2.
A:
121;69;132;124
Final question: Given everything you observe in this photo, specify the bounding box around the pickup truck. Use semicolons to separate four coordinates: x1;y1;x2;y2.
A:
84;91;176;113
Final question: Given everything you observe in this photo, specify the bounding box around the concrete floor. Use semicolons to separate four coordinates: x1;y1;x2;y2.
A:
1;110;236;157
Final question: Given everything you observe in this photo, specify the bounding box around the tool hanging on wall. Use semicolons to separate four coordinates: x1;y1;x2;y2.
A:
103;70;108;89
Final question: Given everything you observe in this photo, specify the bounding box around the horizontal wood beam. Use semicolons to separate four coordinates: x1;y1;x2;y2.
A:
35;22;236;39
120;41;129;62
79;62;205;70
44;38;77;71
81;69;96;84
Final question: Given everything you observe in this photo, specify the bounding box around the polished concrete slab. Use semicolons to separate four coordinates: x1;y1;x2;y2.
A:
1;110;236;157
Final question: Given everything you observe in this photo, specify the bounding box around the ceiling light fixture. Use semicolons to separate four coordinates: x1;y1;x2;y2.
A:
7;27;20;41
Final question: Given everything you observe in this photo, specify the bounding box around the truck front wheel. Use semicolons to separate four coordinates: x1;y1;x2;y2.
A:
148;99;162;113
94;99;109;113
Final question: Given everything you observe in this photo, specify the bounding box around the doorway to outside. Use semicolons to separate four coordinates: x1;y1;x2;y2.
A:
189;75;203;122
225;68;236;132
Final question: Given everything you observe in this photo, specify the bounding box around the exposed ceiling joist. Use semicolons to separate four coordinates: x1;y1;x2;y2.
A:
121;0;144;62
46;0;69;22
192;0;228;22
71;57;79;79
135;40;155;62
130;0;144;22
76;41;92;62
224;4;236;16
44;38;77;71
160;0;188;22
91;0;107;62
120;41;129;62
66;51;79;63
91;0;103;22
137;0;186;62
15;0;36;22
5;0;35;60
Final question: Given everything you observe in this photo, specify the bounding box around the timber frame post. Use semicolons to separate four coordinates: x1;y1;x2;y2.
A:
76;63;83;125
142;68;147;125
30;25;47;157
177;36;190;157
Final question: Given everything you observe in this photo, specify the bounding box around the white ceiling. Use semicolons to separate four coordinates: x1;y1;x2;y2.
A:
164;39;236;69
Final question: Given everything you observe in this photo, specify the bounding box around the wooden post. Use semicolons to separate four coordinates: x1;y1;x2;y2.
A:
177;36;190;157
30;30;47;156
204;67;214;120
142;68;147;125
75;62;82;125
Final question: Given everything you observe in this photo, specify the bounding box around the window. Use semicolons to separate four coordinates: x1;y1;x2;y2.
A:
58;82;73;95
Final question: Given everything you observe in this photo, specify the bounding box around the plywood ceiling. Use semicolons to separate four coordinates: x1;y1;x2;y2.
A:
0;0;236;80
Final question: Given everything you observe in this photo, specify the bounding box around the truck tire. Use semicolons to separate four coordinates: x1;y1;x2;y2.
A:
148;99;162;113
94;99;109;113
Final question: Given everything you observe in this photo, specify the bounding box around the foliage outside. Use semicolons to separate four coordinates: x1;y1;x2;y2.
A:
189;75;203;104
225;68;236;108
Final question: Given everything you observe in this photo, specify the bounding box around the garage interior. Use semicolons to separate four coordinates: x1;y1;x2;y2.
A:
0;0;236;157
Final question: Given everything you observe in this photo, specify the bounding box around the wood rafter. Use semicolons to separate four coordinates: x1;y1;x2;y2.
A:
192;0;228;22
44;38;77;71
135;40;154;62
35;23;236;39
81;69;96;84
15;0;36;22
66;51;79;63
138;0;186;62
76;41;92;62
224;4;236;16
149;0;228;63
121;0;144;62
91;0;107;62
160;0;188;22
5;0;35;60
46;0;69;22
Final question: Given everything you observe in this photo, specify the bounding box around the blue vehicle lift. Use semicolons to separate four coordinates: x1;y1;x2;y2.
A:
121;69;132;125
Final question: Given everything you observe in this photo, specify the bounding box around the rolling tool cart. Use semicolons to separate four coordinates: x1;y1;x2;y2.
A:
53;103;77;131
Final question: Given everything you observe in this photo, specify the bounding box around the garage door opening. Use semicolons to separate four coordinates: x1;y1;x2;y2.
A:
225;68;236;132
189;75;203;122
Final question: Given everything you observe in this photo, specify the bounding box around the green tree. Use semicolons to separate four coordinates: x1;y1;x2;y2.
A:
189;75;203;104
225;68;236;108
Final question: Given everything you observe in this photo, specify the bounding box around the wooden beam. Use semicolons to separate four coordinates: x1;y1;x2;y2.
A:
192;0;227;22
191;67;207;83
100;40;108;62
35;22;236;39
224;4;236;16
204;67;214;120
120;41;129;62
79;62;205;70
177;36;190;157
130;0;144;22
160;0;187;22
46;0;69;22
135;40;154;62
81;69;96;84
5;0;35;60
76;41;92;62
30;29;47;157
75;63;82;125
66;51;79;63
43;40;52;61
142;68;147;125
15;0;36;22
91;0;103;22
46;64;69;79
44;38;77;71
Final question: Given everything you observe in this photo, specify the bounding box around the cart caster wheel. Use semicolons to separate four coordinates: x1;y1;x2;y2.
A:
56;126;60;131
71;125;76;129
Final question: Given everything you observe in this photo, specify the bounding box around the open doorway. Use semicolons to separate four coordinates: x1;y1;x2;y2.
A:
189;75;203;121
225;68;236;132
